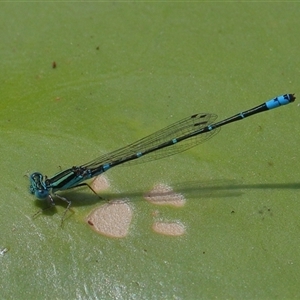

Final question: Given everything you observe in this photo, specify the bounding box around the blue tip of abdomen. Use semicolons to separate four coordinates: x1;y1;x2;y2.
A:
265;94;295;110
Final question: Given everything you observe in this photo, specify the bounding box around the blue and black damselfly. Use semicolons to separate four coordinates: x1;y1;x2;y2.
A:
29;94;295;224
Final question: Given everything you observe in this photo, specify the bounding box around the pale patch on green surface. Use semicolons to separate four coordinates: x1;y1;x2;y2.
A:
152;221;186;236
144;183;186;207
87;200;133;238
91;174;110;192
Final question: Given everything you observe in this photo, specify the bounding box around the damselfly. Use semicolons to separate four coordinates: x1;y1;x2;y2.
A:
29;94;295;224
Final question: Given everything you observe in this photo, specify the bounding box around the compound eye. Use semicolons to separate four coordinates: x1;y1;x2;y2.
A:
35;188;49;199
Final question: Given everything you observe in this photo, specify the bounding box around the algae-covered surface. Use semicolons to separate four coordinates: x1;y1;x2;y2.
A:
1;3;300;299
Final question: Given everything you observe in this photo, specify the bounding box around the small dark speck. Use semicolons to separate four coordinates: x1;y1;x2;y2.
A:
52;61;57;68
96;46;100;50
268;161;274;167
231;210;235;214
203;251;205;254
258;206;273;218
88;220;94;226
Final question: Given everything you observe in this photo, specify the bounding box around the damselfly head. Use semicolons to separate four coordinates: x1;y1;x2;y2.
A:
29;172;49;199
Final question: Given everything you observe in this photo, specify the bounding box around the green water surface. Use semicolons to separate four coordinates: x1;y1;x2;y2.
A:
0;3;300;299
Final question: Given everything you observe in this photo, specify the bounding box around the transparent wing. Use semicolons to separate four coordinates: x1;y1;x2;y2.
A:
82;113;220;169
